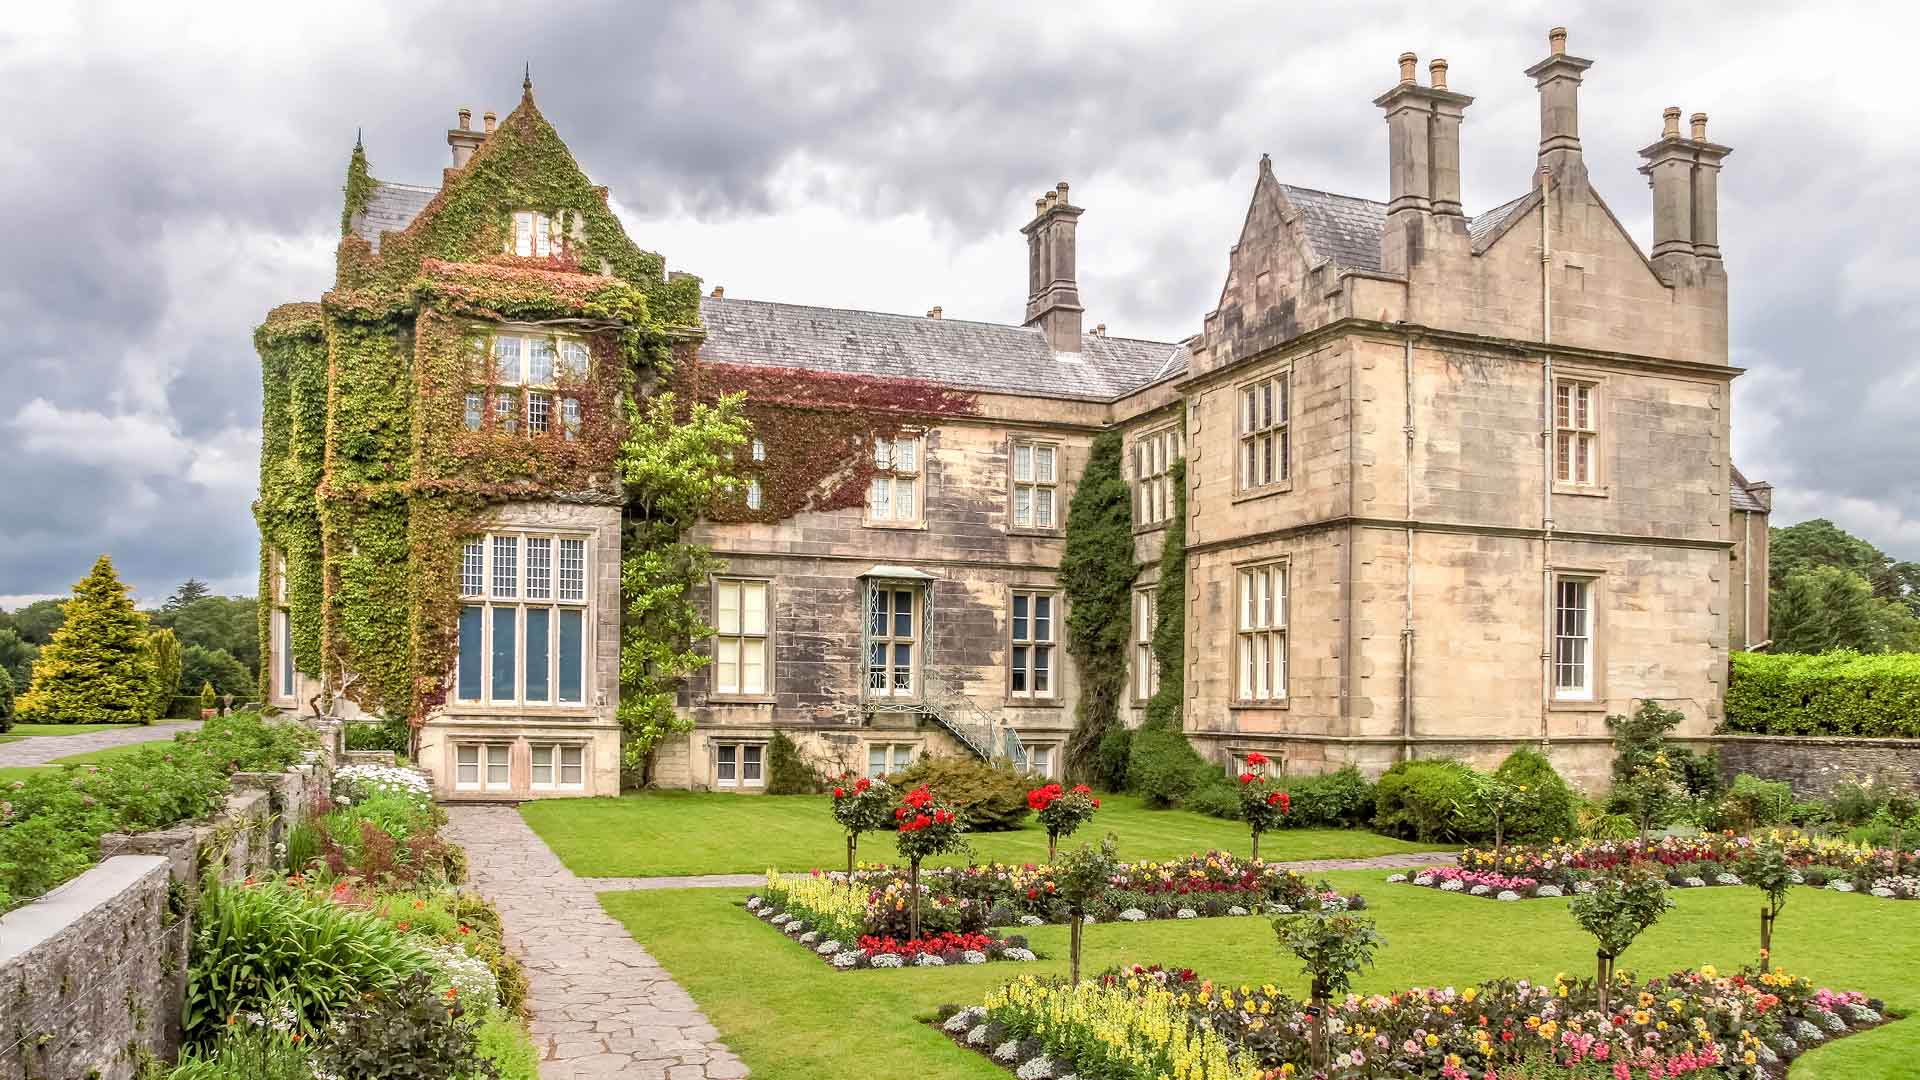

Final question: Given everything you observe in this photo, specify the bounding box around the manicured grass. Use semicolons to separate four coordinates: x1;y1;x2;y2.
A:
601;870;1920;1080
0;742;163;784
523;791;1440;877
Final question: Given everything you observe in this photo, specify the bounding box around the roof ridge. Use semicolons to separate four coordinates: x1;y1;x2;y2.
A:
1277;182;1386;207
704;294;1179;348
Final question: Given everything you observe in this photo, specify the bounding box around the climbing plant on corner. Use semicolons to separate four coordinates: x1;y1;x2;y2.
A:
1059;430;1137;786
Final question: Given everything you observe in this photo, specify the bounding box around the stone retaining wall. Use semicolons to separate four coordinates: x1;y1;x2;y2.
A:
0;731;334;1079
1711;734;1920;799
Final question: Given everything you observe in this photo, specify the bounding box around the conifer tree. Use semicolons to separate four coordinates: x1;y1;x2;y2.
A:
143;628;183;722
15;555;157;724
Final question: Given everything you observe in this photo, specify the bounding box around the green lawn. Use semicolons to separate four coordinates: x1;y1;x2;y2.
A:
603;870;1920;1080
522;791;1440;877
0;742;161;783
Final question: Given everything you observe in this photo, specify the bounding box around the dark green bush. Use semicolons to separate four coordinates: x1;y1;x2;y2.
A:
1373;759;1491;843
1126;724;1209;808
1181;777;1241;820
1280;767;1378;829
1722;773;1794;830
1492;749;1579;840
1096;725;1132;791
313;972;499;1080
894;756;1031;831
0;666;14;733
344;718;410;753
1725;650;1920;737
766;731;825;794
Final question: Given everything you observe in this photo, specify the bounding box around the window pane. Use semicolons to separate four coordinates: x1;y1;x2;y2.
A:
717;744;736;781
895;437;918;473
464;392;483;431
1035;488;1053;528
514;213;532;256
742;582;767;635
526;538;551;599
561;397;581;441
492;536;518;597
1035;445;1055;482
525;607;550;702
1013;486;1031;526
491;607;517;700
1034;595;1051;640
893;744;915;770
1011;646;1028;691
559;339;590;379
1034;646;1050;693
715;637;740;694
743;744;763;781
560;746;583;785
895;481;915;520
486;744;509;785
278;611;293;697
1012;593;1028;641
894;592;912;637
868;746;887;777
869;477;890;519
745;478;763;509
528;391;551;434
751;438;765;461
873;437;892;469
493;336;521;383
558;539;585;602
869;586;886;637
869;643;887;690
527;338;555;384
742;637;766;695
716;581;740;635
558;609;584;703
893;644;912;691
532;745;553;786
457;605;483;701
1014;443;1032;482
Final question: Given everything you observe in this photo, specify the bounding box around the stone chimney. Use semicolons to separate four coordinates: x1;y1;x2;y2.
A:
1021;181;1084;352
448;107;486;168
710;285;725;298
926;305;943;319
1523;27;1593;175
1373;51;1474;270
483;111;497;134
1638;106;1732;274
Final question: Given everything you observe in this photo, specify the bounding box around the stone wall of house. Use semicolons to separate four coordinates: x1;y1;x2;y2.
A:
0;740;331;1079
1712;735;1920;799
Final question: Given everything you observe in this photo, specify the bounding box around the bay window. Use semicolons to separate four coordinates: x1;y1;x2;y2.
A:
467;330;588;439
455;531;589;707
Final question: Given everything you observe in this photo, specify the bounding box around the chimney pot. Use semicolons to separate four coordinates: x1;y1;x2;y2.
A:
483;111;497;134
1429;58;1449;90
710;286;724;298
1094;323;1106;336
1549;26;1567;55
1044;190;1057;207
1690;112;1709;140
927;305;943;319
458;107;472;131
1398;52;1418;84
1056;180;1069;203
1034;196;1047;215
1663;106;1682;138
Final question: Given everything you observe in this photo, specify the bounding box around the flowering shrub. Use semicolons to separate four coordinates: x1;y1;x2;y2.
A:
858;930;996;957
332;763;432;810
1236;753;1290;861
893;785;965;939
828;774;894;875
972;974;1265;1080
1028;782;1099;859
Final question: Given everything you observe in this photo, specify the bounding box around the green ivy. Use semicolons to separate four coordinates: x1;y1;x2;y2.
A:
1059;430;1137;784
1144;457;1187;731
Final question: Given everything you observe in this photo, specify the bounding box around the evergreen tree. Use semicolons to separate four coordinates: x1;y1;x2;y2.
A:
15;556;157;724
0;666;15;733
163;578;212;613
0;628;35;691
1059;430;1138;785
1770;565;1920;654
143;628;184;722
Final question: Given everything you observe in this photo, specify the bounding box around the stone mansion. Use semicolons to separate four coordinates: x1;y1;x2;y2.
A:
256;28;1770;800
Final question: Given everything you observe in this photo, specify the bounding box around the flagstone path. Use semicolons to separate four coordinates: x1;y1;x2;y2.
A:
0;720;202;767
443;805;748;1080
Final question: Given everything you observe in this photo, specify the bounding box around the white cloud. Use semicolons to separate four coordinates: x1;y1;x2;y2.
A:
9;399;258;502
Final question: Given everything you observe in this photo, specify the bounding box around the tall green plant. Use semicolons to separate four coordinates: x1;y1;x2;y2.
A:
0;666;13;733
15;555;156;723
1567;870;1673;1012
1054;835;1118;983
616;391;752;783
1129;459;1209;805
1274;909;1383;1071
1059;430;1138;785
144;627;184;721
1742;840;1796;973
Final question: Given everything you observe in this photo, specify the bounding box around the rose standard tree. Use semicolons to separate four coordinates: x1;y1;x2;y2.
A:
1274;907;1384;1072
1054;835;1118;983
1742;838;1795;973
830;774;894;876
893;785;964;940
1236;752;1290;862
1568;868;1674;1012
1028;782;1100;862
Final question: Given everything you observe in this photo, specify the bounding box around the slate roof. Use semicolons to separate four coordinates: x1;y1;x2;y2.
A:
698;296;1188;402
348;181;438;252
1730;465;1769;514
1277;184;1536;274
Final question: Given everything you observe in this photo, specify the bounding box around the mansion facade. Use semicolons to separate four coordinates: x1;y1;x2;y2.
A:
258;29;1768;800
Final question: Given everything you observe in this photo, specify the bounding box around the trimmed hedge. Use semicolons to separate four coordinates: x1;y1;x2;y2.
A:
894;756;1031;831
1725;650;1920;737
1375;752;1579;844
1492;749;1579;840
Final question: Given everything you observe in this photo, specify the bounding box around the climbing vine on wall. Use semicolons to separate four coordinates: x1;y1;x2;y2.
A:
1143;457;1187;732
1059;430;1138;784
253;304;327;706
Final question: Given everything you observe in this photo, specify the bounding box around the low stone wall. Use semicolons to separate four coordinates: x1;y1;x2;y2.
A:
0;735;334;1079
1711;734;1920;799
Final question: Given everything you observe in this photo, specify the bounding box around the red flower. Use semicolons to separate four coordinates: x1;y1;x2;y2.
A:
1070;784;1092;794
854;777;872;793
1092;799;1100;808
1266;790;1282;807
1027;888;1038;900
1239;772;1257;785
833;787;846;798
1279;792;1290;813
1246;752;1269;767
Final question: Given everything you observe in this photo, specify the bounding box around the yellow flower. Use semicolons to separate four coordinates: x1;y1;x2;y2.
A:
1700;964;1717;979
1462;988;1478;1004
1425;1034;1440;1048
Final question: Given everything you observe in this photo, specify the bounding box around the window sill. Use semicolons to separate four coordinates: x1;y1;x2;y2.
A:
1002;697;1063;709
863;520;927;531
706;695;777;706
1548;697;1608;712
1132;521;1171;535
443;705;597;718
1231;482;1294;505
1228;699;1291;710
1007;527;1064;539
1553;483;1610;499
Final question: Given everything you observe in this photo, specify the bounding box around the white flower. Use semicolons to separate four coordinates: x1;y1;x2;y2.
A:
1715;873;1742;886
1413;874;1436;887
1019;915;1045;926
1830;881;1856;893
1002;947;1038;961
1536;885;1564;898
1015;1055;1056;1079
1386;873;1408;884
770;913;791;926
423;941;499;1012
1117;908;1148;922
816;941;840;954
915;954;945;967
1496;890;1522;902
993;1040;1022;1063
962;950;988;965
746;897;762;911
966;1024;990;1046
943;1007;984;1033
1439;880;1464;892
799;931;819;944
1228;906;1249;916
869;953;904;968
1871;886;1895;898
1175;908;1198;919
1574;880;1598;894
1470;885;1492;896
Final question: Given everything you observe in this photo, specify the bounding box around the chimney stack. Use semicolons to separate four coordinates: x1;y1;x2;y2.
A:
1523;26;1593;175
448;106;486;168
1021;180;1085;352
927;305;942;319
710;285;725;298
483;111;497;134
1638;105;1731;271
1373;49;1474;267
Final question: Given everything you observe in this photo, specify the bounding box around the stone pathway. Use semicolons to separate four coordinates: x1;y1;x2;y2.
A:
578;850;1455;892
443;806;748;1080
0;720;202;766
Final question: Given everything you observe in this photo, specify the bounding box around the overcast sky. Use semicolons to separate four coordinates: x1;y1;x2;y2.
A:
3;1;1915;606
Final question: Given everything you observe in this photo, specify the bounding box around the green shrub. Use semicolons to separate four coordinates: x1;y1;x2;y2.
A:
1828;777;1897;825
1126;724;1209;808
168;1024;314;1080
0;666;12;732
473;1015;541;1080
14;555;156;724
313;972;499;1080
1721;773;1794;831
1373;759;1490;843
1096;725;1132;790
893;756;1031;831
344;718;410;753
1725;650;1920;737
184;879;438;1043
1281;767;1378;829
1492;749;1579;840
766;731;825;794
1180;778;1241;820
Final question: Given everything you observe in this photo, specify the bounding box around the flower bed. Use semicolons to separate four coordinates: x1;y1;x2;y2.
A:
1391;833;1919;901
939;964;1885;1079
746;874;1036;970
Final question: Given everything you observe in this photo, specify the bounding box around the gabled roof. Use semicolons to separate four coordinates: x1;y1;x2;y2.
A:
1467;190;1536;251
698;296;1188;403
1730;465;1769;514
349;181;438;252
1274;183;1536;274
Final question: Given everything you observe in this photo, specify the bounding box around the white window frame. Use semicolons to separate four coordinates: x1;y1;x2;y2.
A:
866;741;919;779
744;478;763;511
1133;426;1183;527
1011;438;1059;530
454;743;512;792
454;530;591;708
1133;586;1159;702
1553;574;1596;701
1554;377;1599;488
1238;372;1291;491
715;741;766;789
1008;589;1057;699
529;743;586;791
1024;742;1058;779
866;584;920;698
1235;562;1288;703
866;433;924;526
512;210;553;258
472;329;588;440
711;578;772;698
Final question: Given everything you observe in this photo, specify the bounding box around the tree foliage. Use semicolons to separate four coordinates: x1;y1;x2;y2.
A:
143;628;183;722
0;667;14;733
15;556;156;724
0;628;35;694
1770;564;1920;654
4;599;67;645
1059;430;1138;786
616;391;751;781
1771;518;1920;615
1128;459;1212;805
164;578;213;612
184;643;255;702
